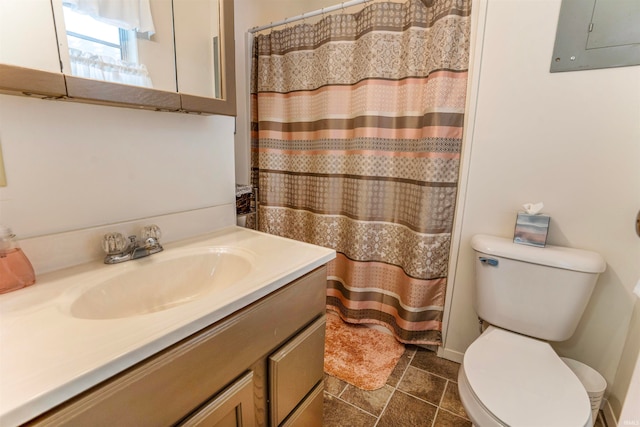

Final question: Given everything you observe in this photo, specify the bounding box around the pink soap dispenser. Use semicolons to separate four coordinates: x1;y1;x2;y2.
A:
0;225;36;294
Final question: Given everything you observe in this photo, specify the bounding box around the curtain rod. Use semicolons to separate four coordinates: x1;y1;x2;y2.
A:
248;0;373;33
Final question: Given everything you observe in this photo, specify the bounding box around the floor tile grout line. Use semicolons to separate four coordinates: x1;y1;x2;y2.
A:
393;389;441;412
336;381;348;399
372;387;396;427
328;392;380;420
439;406;472;421
411;350;473;422
326;375;472;426
430;380;450;427
373;346;416;427
437;380;472;423
438;381;449;408
430;407;440;427
324;348;472;427
408;362;459;384
395;387;444;409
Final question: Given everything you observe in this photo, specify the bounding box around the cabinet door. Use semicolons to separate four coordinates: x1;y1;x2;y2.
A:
0;0;60;72
269;316;326;426
178;372;255;427
0;0;66;97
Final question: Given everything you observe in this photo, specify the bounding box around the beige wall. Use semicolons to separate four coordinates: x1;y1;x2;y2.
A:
0;0;237;243
444;0;640;418
0;95;236;239
233;0;640;418
611;297;640;419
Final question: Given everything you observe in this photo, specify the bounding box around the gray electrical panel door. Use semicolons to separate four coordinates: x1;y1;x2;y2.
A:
551;0;640;72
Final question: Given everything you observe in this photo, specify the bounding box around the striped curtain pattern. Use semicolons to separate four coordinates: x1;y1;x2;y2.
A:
251;0;471;344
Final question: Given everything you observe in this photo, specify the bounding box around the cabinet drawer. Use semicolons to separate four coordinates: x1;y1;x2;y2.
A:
281;382;323;427
269;316;326;426
178;371;255;427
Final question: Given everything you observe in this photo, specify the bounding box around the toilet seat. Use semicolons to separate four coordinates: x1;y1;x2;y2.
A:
462;326;591;427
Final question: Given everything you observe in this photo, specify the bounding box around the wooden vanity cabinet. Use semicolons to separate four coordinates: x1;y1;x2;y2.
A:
26;266;327;427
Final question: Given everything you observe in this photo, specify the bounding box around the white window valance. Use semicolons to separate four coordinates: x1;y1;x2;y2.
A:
63;0;155;36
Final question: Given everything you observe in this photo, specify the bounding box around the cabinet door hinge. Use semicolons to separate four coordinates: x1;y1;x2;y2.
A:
588;22;594;32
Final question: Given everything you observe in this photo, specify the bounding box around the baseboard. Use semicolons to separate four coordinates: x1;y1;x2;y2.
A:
437;346;464;364
602;399;617;427
417;343;439;353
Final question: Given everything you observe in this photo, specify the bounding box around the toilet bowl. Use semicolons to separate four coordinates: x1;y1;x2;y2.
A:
458;326;591;427
458;234;606;427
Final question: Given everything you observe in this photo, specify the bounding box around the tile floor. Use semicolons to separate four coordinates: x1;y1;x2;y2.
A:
323;346;471;427
323;346;608;427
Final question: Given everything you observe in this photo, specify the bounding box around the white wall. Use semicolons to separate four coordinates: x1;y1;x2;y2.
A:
444;0;640;418
0;94;236;253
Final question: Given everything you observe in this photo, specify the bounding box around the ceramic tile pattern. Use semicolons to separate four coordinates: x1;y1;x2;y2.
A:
323;346;471;427
323;346;608;427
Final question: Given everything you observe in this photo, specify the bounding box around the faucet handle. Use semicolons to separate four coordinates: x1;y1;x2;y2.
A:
141;224;162;240
102;232;128;254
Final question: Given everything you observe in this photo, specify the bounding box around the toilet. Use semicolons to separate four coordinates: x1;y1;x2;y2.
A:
458;234;606;427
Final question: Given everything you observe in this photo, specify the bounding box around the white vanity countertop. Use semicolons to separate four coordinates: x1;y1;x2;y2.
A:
0;226;335;426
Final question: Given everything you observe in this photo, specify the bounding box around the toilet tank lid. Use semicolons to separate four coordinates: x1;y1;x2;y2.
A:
471;234;606;273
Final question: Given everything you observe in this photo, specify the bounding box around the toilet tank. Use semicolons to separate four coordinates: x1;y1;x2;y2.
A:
471;234;606;342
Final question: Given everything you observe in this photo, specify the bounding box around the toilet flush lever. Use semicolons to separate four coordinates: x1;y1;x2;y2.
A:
479;257;499;267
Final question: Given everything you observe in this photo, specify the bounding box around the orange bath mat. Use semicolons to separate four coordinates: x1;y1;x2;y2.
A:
324;312;405;390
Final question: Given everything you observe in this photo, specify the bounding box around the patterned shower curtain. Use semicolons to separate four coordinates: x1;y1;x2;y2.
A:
251;0;471;344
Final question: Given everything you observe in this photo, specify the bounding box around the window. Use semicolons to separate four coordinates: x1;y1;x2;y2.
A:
62;6;138;64
60;5;153;88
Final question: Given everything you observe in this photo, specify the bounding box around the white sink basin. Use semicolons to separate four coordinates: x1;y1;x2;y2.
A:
67;247;253;319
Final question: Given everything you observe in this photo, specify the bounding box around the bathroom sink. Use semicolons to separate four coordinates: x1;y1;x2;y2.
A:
67;248;253;320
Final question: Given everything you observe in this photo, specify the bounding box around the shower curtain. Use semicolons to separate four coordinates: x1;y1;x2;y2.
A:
251;0;471;344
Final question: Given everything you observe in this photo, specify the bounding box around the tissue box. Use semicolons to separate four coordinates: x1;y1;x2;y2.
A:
514;212;550;247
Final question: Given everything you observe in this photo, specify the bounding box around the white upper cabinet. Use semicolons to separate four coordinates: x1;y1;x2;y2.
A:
0;0;61;73
51;0;177;93
0;0;236;115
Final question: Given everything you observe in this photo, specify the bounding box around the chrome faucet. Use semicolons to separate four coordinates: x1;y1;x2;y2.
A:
102;225;164;264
